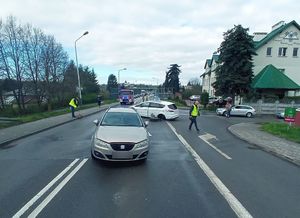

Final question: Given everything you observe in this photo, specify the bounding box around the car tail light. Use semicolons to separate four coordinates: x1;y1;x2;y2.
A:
167;109;174;112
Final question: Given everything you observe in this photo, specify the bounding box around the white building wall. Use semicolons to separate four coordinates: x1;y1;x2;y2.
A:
209;60;218;96
253;25;300;86
202;65;211;93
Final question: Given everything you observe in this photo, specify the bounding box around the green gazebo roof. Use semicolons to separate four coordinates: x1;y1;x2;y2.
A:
252;65;300;89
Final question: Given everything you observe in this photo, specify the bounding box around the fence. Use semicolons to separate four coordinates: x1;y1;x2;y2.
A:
244;100;300;115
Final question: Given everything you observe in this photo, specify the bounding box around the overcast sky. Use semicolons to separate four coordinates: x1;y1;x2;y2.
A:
0;0;299;85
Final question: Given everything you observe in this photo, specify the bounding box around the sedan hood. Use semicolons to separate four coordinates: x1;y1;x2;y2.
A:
96;126;148;143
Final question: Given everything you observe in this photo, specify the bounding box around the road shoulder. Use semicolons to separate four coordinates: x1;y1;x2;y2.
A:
228;123;300;166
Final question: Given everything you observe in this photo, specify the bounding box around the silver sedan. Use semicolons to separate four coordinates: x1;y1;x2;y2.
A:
91;107;149;161
216;105;256;118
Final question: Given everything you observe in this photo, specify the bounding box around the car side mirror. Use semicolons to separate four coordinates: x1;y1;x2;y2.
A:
93;119;99;126
144;121;149;127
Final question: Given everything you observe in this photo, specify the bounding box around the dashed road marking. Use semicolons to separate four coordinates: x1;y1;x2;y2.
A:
199;133;232;160
167;122;252;218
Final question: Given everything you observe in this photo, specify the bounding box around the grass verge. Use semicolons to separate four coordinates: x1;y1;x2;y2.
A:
261;122;300;144
0;100;117;129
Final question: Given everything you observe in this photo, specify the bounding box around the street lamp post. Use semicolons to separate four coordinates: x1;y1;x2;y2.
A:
75;31;89;105
118;68;127;85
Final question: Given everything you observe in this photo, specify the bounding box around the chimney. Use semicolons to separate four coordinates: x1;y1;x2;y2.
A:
272;21;285;31
253;32;268;41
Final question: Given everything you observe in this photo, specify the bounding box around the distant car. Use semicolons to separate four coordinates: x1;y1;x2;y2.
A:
131;100;179;120
216;105;256;118
209;97;221;104
276;112;285;119
91;107;149;161
189;95;201;101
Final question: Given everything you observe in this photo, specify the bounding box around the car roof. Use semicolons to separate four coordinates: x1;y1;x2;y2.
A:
235;105;252;107
141;100;174;105
107;107;137;113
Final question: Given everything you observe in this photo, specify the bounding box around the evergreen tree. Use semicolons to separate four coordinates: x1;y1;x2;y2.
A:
107;74;118;93
163;64;181;93
212;25;256;98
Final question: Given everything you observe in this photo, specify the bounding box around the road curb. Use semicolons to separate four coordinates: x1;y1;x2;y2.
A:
0;104;117;147
227;124;300;167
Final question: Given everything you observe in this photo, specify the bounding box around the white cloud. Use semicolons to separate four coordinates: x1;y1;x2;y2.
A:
0;0;299;84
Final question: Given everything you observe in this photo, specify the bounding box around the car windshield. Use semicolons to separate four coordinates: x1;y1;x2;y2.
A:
100;112;142;127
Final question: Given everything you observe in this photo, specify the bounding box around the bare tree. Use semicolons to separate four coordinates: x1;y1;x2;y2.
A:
0;16;26;111
40;35;68;111
21;24;45;107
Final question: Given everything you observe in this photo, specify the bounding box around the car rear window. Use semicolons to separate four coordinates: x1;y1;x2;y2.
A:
101;112;142;127
168;104;177;110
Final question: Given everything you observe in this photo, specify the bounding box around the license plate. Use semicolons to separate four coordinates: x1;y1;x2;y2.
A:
112;151;132;159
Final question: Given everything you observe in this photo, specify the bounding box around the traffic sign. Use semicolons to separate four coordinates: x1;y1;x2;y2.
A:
284;107;296;123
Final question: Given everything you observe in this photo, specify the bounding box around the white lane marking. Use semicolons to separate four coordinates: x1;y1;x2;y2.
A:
199;134;232;160
167;122;252;218
28;158;88;218
201;133;218;141
13;159;80;218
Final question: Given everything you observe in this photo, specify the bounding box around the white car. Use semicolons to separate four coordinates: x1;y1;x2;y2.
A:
91;108;149;161
189;95;200;101
216;105;256;118
132;100;179;120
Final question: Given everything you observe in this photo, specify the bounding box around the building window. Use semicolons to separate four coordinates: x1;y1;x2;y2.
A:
293;48;298;57
278;47;287;57
266;47;272;56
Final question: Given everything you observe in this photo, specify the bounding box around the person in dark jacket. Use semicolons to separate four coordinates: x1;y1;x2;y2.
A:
189;100;200;132
97;95;102;107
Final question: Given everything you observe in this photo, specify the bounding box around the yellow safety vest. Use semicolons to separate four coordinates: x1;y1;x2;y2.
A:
191;105;199;116
69;98;77;108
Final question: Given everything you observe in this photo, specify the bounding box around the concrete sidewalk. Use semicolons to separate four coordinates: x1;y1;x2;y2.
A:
229;123;300;166
0;103;117;146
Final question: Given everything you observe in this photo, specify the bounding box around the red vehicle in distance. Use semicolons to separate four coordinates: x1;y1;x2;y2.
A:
119;89;134;105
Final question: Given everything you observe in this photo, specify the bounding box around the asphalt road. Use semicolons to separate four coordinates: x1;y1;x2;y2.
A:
0;107;300;218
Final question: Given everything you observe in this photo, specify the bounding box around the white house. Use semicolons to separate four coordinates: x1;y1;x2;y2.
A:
201;53;219;96
253;20;300;96
201;20;300;97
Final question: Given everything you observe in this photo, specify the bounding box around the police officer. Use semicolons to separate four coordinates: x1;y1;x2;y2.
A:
189;100;200;132
69;97;78;118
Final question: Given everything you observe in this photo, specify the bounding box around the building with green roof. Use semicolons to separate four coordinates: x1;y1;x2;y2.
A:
201;20;300;98
252;20;300;96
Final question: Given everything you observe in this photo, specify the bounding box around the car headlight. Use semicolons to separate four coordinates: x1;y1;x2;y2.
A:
135;140;148;149
94;138;110;150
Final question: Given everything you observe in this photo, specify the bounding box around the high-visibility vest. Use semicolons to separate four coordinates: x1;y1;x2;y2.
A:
191;105;199;116
69;98;77;108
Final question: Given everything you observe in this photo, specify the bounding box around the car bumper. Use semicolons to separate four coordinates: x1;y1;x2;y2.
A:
216;110;225;115
91;145;149;161
165;113;179;120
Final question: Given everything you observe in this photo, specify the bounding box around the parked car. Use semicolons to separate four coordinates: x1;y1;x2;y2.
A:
216;105;256;118
276;111;285;119
131;100;179;120
189;95;201;101
209;97;221;104
91;107;149;161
